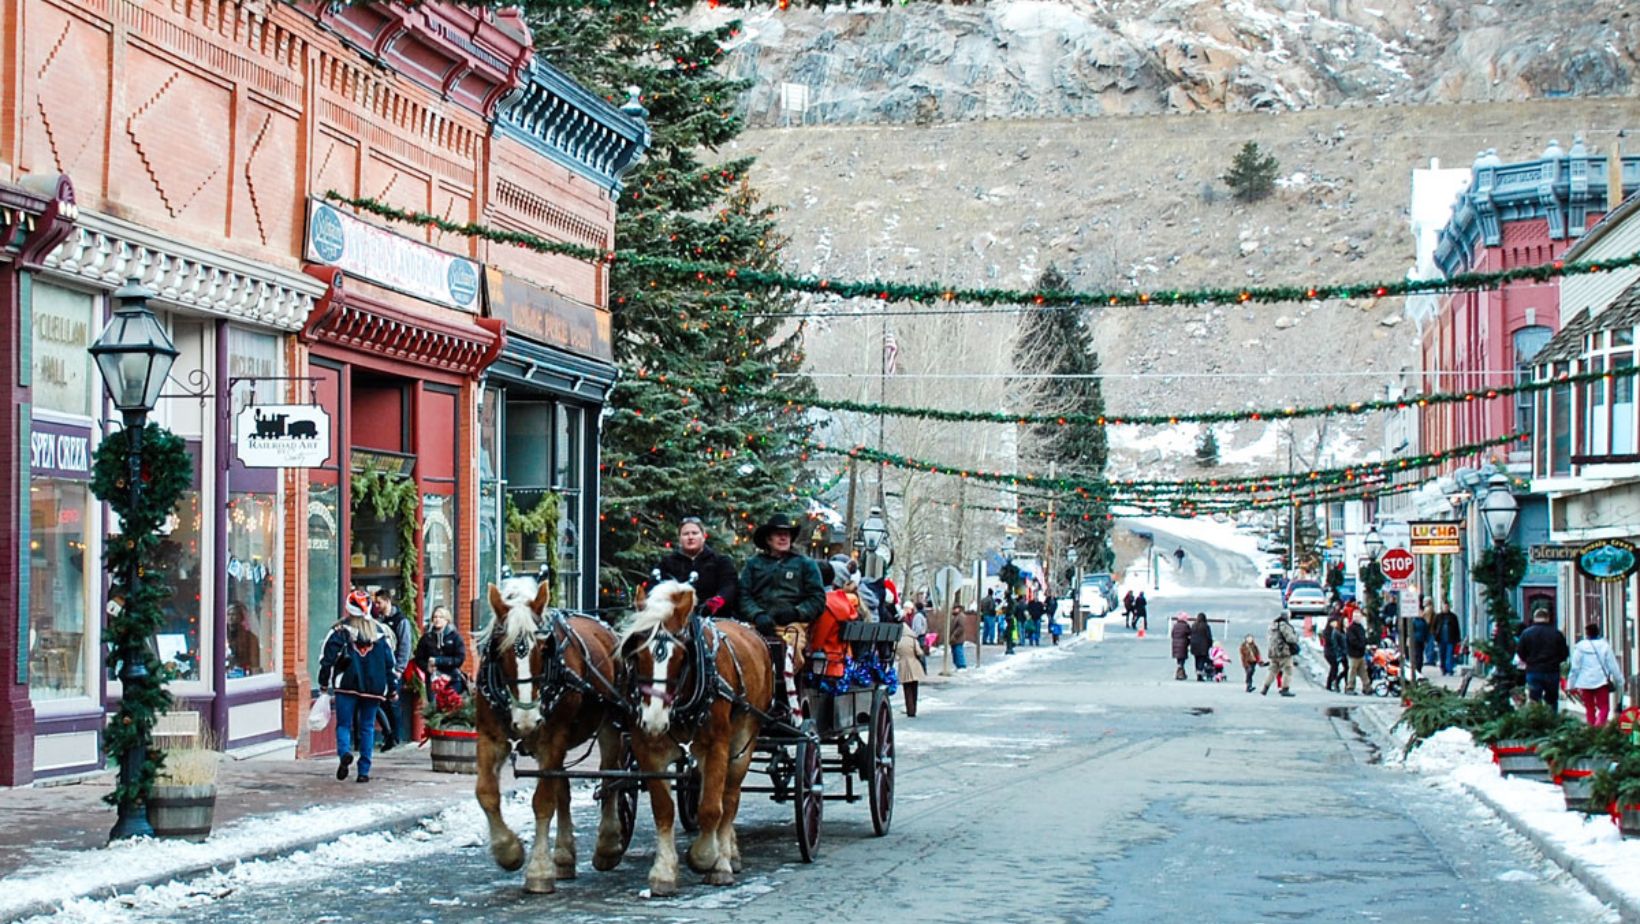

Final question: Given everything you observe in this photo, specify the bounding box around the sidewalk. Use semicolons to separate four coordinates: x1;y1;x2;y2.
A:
0;742;525;922
1342;667;1640;923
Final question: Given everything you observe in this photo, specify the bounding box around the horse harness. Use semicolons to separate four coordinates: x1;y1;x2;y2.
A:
478;608;625;743
628;613;753;738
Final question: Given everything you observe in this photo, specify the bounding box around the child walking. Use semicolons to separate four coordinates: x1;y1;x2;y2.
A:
1238;634;1263;693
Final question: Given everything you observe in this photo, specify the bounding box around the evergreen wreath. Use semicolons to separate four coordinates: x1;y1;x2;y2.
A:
90;422;192;808
351;462;423;627
505;492;562;587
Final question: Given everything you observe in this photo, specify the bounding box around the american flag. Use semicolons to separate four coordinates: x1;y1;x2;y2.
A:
883;327;900;375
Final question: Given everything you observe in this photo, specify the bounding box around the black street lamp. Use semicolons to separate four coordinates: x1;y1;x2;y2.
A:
857;506;888;581
89;277;178;842
1480;472;1520;638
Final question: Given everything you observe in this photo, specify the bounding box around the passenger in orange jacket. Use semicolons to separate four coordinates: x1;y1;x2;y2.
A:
809;556;867;679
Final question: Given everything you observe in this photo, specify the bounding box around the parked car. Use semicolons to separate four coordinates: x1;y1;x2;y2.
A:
1262;566;1285;589
1284;581;1329;616
1082;572;1119;609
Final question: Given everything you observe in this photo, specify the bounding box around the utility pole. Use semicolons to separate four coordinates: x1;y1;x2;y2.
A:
844;456;859;548
1045;461;1057;593
1288;423;1298;576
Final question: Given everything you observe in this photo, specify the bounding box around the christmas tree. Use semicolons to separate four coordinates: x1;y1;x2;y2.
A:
1224;141;1280;203
1195;427;1220;466
1012;266;1113;569
530;2;817;603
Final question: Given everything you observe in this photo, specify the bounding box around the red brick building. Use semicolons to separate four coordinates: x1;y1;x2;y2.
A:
0;0;646;784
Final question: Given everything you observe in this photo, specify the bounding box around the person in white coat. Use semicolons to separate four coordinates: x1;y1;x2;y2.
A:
1568;621;1626;726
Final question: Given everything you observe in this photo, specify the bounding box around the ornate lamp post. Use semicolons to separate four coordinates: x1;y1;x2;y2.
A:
89;278;178;841
858;506;888;582
1361;524;1385;637
1480;472;1520;636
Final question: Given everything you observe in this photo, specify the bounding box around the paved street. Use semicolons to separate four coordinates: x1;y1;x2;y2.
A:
35;582;1616;923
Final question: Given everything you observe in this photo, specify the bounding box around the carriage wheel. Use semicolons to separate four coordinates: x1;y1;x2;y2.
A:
675;763;702;834
616;740;640;854
867;694;895;837
793;736;823;863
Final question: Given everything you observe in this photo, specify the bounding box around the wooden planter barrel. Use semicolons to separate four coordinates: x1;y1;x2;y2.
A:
1490;740;1550;781
147;783;217;840
1555;760;1600;812
428;728;478;774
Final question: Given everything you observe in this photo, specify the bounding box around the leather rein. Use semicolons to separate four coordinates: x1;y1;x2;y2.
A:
478;608;624;742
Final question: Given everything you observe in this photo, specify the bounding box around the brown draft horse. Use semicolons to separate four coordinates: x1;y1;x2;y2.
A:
622;580;774;896
474;577;627;894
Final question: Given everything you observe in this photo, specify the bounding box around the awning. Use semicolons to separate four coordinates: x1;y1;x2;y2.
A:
301;265;504;377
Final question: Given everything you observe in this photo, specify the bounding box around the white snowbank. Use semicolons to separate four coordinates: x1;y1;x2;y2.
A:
1399;727;1640;913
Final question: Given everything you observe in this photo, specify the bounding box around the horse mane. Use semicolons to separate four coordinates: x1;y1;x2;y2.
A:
621;580;692;646
479;577;542;651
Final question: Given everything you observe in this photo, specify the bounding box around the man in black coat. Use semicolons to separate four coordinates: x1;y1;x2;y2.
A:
1344;614;1370;695
653;516;740;617
1517;608;1570;710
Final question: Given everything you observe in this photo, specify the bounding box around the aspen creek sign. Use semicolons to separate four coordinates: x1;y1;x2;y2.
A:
304;200;481;313
235;405;331;468
1575;538;1639;583
29;419;92;480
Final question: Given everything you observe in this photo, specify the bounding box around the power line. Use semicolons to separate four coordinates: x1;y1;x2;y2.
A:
783;370;1523;380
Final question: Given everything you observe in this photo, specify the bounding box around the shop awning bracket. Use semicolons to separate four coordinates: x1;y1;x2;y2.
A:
223;375;322;420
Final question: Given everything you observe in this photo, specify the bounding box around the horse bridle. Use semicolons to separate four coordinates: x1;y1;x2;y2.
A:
628;611;750;734
478;608;624;741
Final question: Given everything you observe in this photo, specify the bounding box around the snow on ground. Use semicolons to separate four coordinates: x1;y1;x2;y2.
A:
1398;727;1640;914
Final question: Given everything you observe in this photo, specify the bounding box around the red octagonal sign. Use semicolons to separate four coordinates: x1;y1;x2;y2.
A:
1380;548;1416;582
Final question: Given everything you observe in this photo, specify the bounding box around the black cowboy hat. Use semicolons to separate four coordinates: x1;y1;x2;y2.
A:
753;512;802;551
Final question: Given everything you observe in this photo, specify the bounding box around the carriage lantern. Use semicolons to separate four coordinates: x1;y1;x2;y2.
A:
91;277;177;842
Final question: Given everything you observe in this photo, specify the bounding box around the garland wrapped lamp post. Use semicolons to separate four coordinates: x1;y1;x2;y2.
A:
89;278;179;841
1479;472;1521;703
1362;525;1385;636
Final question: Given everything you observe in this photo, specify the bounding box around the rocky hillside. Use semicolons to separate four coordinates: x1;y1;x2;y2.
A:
695;0;1636;125
726;97;1635;481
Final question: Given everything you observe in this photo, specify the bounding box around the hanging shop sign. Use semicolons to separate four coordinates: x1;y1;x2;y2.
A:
28;418;92;480
305;199;481;313
234;404;331;468
1409;521;1461;555
1530;544;1581;562
483;268;613;362
1575;538;1639;583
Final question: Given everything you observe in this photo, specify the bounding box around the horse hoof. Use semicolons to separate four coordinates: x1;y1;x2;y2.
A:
592;851;623;872
523;876;556;895
704;869;735;887
647;879;677;898
684;850;714;874
730;856;743;874
493;843;526;872
555;862;578;880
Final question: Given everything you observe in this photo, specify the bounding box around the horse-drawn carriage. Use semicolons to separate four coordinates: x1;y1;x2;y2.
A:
472;577;900;897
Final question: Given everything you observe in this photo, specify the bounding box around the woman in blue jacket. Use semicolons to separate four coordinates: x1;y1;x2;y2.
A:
318;592;398;783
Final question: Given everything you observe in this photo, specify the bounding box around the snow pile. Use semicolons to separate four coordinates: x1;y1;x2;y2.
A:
953;635;1084;686
1400;727;1640;913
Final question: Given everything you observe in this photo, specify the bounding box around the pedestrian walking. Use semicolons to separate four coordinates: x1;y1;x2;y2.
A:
1049;610;1064;645
318;592;398;783
1517;608;1570;711
1434;603;1462;676
1170;613;1191;680
1005;596;1023;655
371;589;412;751
906;603;930;673
980;590;998;645
1132;592;1149;633
1122;589;1135;628
1027;596;1045;647
1410;597;1433;679
1239;635;1264;693
951;607;970;669
1262;612;1300;697
1322;616;1347;692
894;604;928;717
1189;613;1213;681
1345;611;1370;695
1568;621;1625;725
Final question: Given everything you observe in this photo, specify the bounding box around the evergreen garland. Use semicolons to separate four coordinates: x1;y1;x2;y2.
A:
351;463;422;626
90;422;192;808
527;1;817;600
323;192;1640;312
1471;542;1530;717
506;492;563;588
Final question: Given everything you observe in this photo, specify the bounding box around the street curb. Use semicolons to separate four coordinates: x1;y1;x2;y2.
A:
1461;783;1640;924
1350;699;1638;923
5;786;513;922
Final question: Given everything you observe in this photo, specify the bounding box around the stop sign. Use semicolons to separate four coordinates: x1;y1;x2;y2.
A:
1379;548;1416;582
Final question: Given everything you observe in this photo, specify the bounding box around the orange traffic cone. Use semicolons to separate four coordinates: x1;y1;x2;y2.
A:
1136;626;1146;638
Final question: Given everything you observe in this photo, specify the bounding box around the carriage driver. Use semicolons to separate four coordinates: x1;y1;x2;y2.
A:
652;516;740;617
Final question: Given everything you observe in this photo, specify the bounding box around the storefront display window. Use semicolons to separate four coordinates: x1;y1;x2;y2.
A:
27;478;91;700
226;492;278;677
478;387;502;594
155;488;205;682
423;493;457;622
554;406;584;609
307;483;341;676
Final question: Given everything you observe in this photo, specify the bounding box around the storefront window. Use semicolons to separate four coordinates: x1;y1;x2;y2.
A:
152;487;205;681
554;406;584;609
226;492;278;677
306;483;341;679
1551;368;1572;477
28;478;91;700
424;494;457;624
479;387;502;592
1615;353;1636;455
1584;355;1608;456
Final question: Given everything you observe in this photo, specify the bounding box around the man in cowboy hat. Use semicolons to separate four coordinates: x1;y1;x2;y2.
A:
738;512;826;638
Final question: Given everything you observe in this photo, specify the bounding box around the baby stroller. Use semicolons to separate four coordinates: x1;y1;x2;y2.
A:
1368;641;1402;698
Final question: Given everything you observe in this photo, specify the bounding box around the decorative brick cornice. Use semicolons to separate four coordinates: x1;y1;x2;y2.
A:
495;59;651;199
39;209;323;331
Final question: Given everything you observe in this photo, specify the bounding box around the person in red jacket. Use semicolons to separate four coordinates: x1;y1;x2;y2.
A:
808;557;866;680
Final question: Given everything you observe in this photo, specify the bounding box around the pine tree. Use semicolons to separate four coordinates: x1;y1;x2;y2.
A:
1012;266;1113;569
1195;427;1220;466
1224;141;1280;203
530;3;817;603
